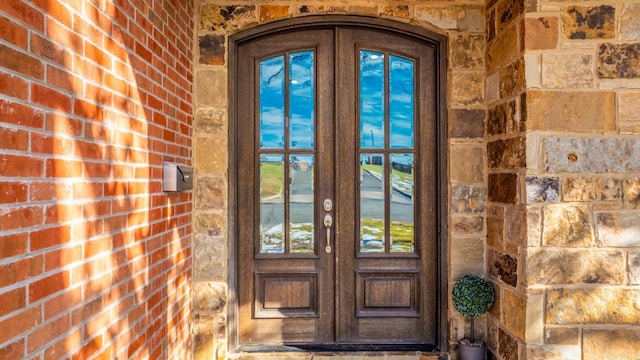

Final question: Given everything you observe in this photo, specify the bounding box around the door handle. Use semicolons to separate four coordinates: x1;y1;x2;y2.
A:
324;214;332;254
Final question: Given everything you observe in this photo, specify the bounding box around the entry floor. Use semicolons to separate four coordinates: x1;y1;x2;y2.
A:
228;352;445;360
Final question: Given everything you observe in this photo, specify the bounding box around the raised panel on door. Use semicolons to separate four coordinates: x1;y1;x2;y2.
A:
236;29;335;345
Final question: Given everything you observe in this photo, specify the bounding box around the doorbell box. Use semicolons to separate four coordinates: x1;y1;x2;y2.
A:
163;161;193;192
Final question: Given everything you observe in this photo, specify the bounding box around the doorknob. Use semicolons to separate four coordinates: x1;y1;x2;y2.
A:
324;214;332;254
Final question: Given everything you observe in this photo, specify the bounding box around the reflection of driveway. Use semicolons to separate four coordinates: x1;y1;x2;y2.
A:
361;170;412;204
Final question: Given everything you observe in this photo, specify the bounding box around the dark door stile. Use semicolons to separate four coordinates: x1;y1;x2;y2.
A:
230;18;447;352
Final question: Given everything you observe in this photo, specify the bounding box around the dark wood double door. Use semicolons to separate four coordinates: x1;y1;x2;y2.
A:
236;23;442;348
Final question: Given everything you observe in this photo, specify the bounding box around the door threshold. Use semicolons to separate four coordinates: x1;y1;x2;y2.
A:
236;343;439;353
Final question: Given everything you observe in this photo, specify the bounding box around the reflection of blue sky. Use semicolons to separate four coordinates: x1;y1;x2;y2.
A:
260;56;285;149
260;52;315;150
359;51;415;149
289;51;314;149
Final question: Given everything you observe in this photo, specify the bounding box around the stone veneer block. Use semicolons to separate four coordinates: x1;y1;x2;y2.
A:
194;282;227;312
544;327;580;345
194;315;215;359
499;57;525;99
595;211;640;247
583;329;640;359
259;5;289;22
194;212;226;233
542;54;594;88
526;91;615;132
562;177;620;202
498;327;519;360
195;176;226;210
194;233;226;281
525;17;559;50
450;237;485;279
562;5;615;40
451;215;484;235
527;210;541;246
502;290;526;340
488;173;518;204
487;216;504;248
526;249;625;285
195;109;226;135
196;70;227;107
450;34;485;70
624;177;640;209
546;288;640;325
497;0;524;32
629;251;640;284
488;136;526;169
199;34;225;65
526;177;559;203
199;4;256;31
450;146;484;183
527;346;581;360
505;207;527;248
487;24;519;73
487;100;515;136
542;205;593;246
449;109;485;138
619;92;640;121
451;71;484;105
598;43;640;78
195;136;228;174
415;6;464;30
544;137;640;173
490;250;518;287
381;5;410;19
620;4;640;40
451;185;486;213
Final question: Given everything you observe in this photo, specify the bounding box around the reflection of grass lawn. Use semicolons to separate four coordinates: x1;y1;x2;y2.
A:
260;163;284;197
360;218;414;251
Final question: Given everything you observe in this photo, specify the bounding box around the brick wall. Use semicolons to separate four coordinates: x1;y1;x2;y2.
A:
0;0;194;359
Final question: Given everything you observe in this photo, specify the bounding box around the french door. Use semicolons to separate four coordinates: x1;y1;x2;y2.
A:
235;22;443;348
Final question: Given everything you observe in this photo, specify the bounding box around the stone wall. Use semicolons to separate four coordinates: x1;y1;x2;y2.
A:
194;1;489;359
524;0;640;357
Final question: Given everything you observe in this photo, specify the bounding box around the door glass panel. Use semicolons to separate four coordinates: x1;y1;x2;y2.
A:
290;154;314;253
260;154;285;253
358;50;416;255
260;56;285;149
259;51;316;256
389;55;414;149
359;50;384;149
289;51;314;149
360;154;385;252
390;154;414;252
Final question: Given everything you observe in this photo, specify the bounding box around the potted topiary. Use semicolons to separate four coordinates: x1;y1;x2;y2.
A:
452;275;495;360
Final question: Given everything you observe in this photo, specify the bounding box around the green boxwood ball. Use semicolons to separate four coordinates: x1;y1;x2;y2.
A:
452;275;495;319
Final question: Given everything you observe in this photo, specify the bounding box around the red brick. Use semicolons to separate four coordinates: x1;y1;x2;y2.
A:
45;112;83;136
45;15;82;55
30;32;69;65
0;232;27;260
0;126;28;151
0;206;44;232
0;154;44;177
0;99;45;128
30;225;71;251
31;132;73;155
0;14;28;49
43;287;81;320
0;287;26;318
0;0;44;32
46;65;83;94
30;0;72;28
31;83;72;112
29;271;69;303
29;181;71;202
45;158;83;178
0;306;42;345
0;43;44;80
44;245;82;272
0;255;44;288
44;203;82;224
0;71;29;100
0;338;25;359
0;181;27;204
27;313;71;353
71;334;102;360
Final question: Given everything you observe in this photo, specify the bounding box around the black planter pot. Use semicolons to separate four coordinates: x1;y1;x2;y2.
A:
459;342;486;360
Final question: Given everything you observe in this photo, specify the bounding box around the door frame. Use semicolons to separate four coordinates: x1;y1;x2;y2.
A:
227;15;449;353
